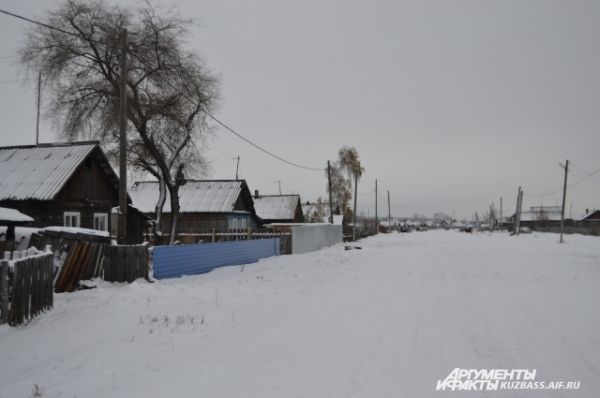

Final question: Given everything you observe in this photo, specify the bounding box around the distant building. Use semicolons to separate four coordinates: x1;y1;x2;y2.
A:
0;141;122;233
577;209;600;223
510;205;571;228
253;192;304;225
129;180;260;234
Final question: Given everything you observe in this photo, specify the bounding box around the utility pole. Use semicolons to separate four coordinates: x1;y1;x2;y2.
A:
514;186;522;235
327;161;333;224
387;190;391;231
375;179;378;234
235;155;240;180
352;173;358;241
560;159;569;243
118;29;128;244
35;71;41;145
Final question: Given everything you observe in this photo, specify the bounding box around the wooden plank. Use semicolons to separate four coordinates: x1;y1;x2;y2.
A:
103;246;112;282
0;261;8;325
31;258;38;318
127;245;135;282
47;255;53;309
109;246;117;282
11;263;21;326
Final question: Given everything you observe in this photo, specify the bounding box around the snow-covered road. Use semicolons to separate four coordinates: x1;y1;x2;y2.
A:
1;230;599;397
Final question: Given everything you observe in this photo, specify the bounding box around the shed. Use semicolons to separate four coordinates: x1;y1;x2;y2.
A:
253;194;304;225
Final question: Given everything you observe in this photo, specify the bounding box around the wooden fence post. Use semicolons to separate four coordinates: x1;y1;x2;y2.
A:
0;260;8;325
211;228;216;243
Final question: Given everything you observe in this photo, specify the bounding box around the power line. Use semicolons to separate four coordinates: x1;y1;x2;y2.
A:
203;110;322;171
0;6;324;173
0;8;81;38
570;163;600;185
0;79;26;85
524;161;600;199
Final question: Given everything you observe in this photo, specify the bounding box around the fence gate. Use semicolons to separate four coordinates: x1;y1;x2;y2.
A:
103;245;150;283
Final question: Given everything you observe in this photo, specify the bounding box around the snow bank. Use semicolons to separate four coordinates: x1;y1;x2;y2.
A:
0;231;598;397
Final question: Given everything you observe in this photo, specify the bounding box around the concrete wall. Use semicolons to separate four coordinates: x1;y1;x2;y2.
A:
291;224;342;254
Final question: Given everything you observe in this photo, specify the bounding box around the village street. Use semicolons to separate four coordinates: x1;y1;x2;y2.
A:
1;230;599;397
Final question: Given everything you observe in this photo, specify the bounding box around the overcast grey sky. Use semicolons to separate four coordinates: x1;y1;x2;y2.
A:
1;0;599;219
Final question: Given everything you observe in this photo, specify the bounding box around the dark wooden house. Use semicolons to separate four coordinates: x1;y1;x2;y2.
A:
0;141;152;244
129;180;260;234
253;192;304;225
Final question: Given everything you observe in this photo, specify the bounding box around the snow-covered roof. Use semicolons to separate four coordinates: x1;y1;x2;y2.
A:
577;209;600;221
0;142;99;201
0;207;34;223
130;180;252;214
254;195;300;221
43;226;109;237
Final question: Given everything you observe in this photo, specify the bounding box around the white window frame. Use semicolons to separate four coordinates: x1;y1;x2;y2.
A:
240;218;247;230
228;218;239;231
64;211;81;228
93;212;108;231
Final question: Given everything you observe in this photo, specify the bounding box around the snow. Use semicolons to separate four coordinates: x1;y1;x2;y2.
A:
0;207;33;223
43;226;110;237
0;231;599;397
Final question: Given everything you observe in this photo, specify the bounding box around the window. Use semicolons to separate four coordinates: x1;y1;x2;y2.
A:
93;213;108;231
228;218;239;231
64;212;81;228
240;218;247;230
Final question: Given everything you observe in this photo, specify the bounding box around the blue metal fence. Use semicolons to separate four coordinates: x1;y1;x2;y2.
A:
152;238;280;279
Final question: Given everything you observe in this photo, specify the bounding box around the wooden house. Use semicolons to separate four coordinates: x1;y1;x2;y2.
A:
253;192;304;225
0;141;122;232
129;180;260;234
578;209;600;223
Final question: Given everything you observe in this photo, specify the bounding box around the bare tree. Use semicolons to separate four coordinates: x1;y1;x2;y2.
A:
19;0;219;243
326;162;351;217
337;146;364;239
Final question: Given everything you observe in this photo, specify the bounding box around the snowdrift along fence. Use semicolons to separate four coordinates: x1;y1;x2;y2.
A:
0;250;53;326
152;238;281;279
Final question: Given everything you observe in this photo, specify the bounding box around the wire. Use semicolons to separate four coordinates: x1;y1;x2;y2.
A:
0;7;324;173
570;163;600;184
524;162;600;199
203;110;323;171
0;8;81;38
0;79;27;84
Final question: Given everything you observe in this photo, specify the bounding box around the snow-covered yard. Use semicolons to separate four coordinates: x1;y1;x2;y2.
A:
1;230;599;397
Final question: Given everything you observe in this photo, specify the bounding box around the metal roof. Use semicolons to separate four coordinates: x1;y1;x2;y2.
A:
130;180;250;214
253;195;300;221
0;142;97;201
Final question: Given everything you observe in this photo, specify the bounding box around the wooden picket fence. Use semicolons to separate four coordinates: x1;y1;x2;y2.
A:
0;250;54;326
103;245;150;283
